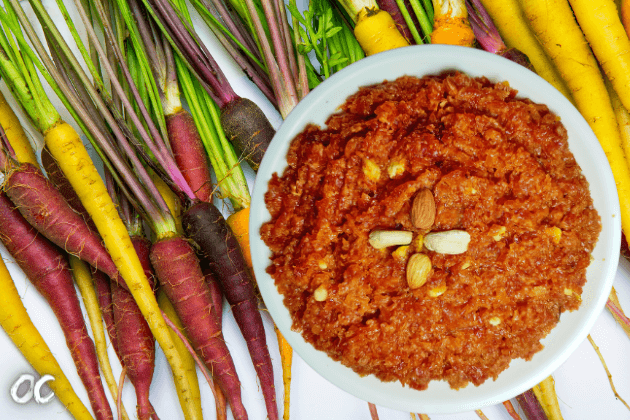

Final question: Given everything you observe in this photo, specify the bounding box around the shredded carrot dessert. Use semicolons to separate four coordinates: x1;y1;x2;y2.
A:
261;72;601;390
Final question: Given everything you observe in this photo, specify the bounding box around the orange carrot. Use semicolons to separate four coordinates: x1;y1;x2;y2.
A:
431;0;475;46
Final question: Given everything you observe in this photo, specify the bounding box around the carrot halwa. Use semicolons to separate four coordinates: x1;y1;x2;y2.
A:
260;72;601;390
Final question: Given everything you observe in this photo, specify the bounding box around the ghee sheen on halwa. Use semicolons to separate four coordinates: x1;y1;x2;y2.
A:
261;73;601;390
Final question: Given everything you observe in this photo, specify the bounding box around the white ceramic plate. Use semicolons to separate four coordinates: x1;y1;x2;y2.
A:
250;45;620;414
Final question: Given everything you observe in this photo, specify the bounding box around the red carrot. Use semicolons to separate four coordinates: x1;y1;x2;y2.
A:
166;110;214;203
109;236;158;420
3;162;120;282
378;0;415;43
0;192;113;420
41;144;96;231
516;389;548;420
150;235;248;420
183;200;278;420
93;269;121;359
201;260;228;420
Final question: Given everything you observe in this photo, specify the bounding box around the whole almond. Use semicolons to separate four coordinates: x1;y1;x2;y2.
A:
406;253;433;289
411;188;436;230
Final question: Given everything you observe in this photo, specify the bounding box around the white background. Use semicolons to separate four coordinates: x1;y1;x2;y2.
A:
0;1;629;419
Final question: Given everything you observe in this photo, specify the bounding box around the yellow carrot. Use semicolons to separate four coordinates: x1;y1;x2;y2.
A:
0;255;94;420
431;0;475;46
150;171;183;235
226;207;252;269
157;291;204;420
608;80;630;173
338;0;409;55
532;376;564;420
569;0;630;112
70;257;131;420
43;121;198;420
0;90;38;166
520;0;630;242
478;0;573;101
275;326;293;420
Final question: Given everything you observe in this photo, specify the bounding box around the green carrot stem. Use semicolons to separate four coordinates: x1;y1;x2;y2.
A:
395;0;424;43
408;0;433;41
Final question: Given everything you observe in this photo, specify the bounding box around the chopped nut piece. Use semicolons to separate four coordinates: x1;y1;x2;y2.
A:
564;288;573;295
363;159;381;182
410;189;436;230
318;261;328;269
461;261;471;270
428;285;447;297
489;317;501;326
414;234;424;251
406;253;432;289
490;226;507;241
545;226;562;244
314;285;328;301
387;160;406;178
392;245;410;260
424;230;470;254
369;230;413;249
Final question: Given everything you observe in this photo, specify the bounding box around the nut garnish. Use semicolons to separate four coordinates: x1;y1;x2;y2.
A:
392;245;410;260
424;230;470;254
369;230;413;249
428;285;447;297
388;160;406;178
314;285;328;301
490;226;507;241
363;158;381;182
545;226;562;244
489;317;501;326
406;253;432;289
410;188;436;230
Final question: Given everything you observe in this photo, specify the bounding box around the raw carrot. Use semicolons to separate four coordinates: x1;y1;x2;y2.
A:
41;144;96;231
531;376;564;420
92;270;120;359
520;0;630;242
608;81;630;178
355;10;411;55
275;326;293;420
503;400;523;420
0;3;198;417
167;109;214;203
377;0;416;43
157;291;204;420
478;0;573;101
112;236;158;420
0;254;94;420
0;192;113;420
516;389;547;420
150;235;248;420
431;0;475;46
569;0;630;112
183;201;278;420
622;0;630;36
226;206;252;269
0;89;38;166
71;257;131;420
3;161;120;281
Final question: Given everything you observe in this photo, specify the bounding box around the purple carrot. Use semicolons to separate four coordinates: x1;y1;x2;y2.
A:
3;162;121;282
150;236;248;420
0;192;113;420
378;0;415;43
183;201;278;420
516;389;549;420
